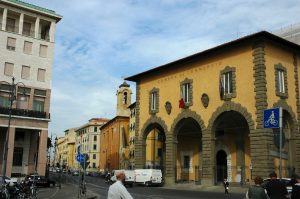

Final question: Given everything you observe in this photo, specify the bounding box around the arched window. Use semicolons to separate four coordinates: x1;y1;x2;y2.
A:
123;92;128;104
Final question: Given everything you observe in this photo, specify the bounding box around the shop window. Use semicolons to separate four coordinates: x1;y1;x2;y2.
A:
33;98;44;112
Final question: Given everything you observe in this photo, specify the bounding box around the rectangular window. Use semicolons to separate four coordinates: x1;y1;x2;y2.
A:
21;65;30;79
13;147;23;166
94;136;97;141
93;154;96;159
4;62;14;76
93;163;96;168
181;83;190;103
151;92;157;111
33;98;44;112
23;41;33;54
222;72;233;94
94;127;97;132
93;145;97;150
39;45;48;57
277;70;285;93
7;37;16;51
37;68;46;82
23;22;32;36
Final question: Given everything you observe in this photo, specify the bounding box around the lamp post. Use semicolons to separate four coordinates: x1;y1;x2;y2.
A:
1;77;26;178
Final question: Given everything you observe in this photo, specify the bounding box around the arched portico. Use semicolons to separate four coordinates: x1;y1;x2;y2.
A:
207;102;255;185
138;116;168;177
171;109;205;184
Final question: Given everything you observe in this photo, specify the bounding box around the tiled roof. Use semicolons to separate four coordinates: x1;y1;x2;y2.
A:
6;0;62;18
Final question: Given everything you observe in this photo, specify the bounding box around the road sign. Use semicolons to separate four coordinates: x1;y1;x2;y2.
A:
76;154;85;162
263;108;281;128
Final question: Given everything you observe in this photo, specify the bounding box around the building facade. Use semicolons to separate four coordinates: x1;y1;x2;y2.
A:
64;128;76;170
126;31;300;185
100;82;132;171
75;118;109;172
0;0;61;176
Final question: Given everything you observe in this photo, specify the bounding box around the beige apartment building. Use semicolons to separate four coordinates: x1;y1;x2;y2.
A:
75;118;109;172
0;0;61;176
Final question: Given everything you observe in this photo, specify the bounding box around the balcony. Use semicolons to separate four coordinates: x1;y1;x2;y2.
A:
0;106;50;119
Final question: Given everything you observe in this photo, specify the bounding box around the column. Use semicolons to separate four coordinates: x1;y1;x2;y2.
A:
164;133;175;184
37;130;48;176
18;13;24;35
201;129;214;186
34;17;40;39
2;8;7;31
49;21;56;42
6;127;16;177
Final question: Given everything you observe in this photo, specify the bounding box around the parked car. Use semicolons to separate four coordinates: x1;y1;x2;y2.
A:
0;176;18;184
25;175;56;187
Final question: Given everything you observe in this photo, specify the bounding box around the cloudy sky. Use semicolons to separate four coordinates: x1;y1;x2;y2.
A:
25;0;300;136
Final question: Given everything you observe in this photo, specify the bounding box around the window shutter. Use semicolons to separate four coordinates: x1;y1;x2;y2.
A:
37;68;46;81
7;37;16;48
4;62;14;76
39;45;48;57
21;65;30;79
24;41;33;54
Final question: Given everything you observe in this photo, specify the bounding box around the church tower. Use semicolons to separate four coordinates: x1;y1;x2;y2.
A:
116;81;132;116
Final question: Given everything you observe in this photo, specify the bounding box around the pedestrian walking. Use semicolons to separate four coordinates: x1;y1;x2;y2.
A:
246;176;268;199
223;178;229;194
291;174;300;199
107;170;133;199
265;172;288;199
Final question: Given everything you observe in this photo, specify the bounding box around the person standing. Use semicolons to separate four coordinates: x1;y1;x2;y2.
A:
246;176;268;199
107;170;133;199
291;174;300;199
223;178;229;194
265;172;288;199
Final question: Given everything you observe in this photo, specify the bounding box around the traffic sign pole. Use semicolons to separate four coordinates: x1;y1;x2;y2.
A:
279;107;282;179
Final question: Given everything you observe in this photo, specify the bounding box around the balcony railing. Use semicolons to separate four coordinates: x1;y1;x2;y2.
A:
0;106;50;119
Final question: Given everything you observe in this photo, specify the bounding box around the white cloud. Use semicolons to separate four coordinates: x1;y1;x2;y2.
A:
25;0;300;135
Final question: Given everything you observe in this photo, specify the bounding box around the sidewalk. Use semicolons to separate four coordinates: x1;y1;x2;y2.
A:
163;182;249;194
38;183;100;199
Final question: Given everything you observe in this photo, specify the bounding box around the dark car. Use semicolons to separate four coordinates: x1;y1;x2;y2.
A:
26;175;56;188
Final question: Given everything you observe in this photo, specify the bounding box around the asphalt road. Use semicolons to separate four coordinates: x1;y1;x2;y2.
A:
48;173;246;199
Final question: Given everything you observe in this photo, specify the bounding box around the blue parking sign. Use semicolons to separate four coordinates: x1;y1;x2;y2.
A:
263;108;281;128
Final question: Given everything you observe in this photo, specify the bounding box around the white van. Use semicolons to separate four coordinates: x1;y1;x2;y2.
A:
134;169;163;186
110;170;135;187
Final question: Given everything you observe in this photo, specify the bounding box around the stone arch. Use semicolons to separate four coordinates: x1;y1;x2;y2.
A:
140;115;169;140
170;109;206;138
207;101;255;131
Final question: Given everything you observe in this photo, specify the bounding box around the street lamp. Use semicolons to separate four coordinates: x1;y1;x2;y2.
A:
1;77;27;178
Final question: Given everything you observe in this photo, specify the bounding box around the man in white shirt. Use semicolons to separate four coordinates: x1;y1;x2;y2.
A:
107;170;133;199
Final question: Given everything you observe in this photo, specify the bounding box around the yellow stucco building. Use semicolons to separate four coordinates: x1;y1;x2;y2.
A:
126;31;300;185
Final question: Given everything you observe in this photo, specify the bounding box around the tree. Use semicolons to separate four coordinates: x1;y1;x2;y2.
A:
47;137;53;149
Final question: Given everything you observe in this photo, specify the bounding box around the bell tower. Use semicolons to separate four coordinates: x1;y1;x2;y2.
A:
116;81;131;116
